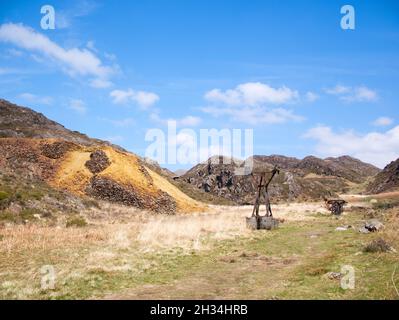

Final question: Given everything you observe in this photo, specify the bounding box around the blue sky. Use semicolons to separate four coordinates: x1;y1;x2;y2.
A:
0;0;398;169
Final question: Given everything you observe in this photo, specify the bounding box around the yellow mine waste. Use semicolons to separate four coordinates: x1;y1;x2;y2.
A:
50;146;205;213
145;167;205;213
50;150;92;196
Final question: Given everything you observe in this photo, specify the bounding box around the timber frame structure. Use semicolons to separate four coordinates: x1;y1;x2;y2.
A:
251;166;280;218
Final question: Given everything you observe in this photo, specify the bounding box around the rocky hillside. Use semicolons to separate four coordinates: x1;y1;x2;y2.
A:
252;154;379;182
366;158;399;194
0;99;203;214
180;154;380;204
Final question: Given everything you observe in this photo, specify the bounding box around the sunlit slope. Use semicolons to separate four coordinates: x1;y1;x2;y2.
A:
51;145;205;213
0;138;204;213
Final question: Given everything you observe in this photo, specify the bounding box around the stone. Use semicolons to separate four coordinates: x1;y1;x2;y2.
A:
259;216;279;230
326;272;342;280
335;225;352;231
246;216;279;230
364;238;393;253
364;219;384;232
85;150;110;174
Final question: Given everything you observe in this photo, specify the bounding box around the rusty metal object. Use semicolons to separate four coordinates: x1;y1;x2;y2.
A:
247;166;280;230
325;198;347;215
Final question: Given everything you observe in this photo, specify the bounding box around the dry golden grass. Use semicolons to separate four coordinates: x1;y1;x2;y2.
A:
0;198;396;299
0;224;106;256
382;209;399;250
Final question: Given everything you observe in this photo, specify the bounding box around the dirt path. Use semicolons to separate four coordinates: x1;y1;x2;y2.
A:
99;203;332;300
103;253;299;300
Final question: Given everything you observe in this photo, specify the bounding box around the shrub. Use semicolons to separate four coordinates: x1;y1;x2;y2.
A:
363;238;392;253
66;216;88;228
0;191;10;201
20;208;41;221
82;198;101;209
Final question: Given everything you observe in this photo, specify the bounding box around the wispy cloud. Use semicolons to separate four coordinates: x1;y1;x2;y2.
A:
110;88;159;109
305;91;319;102
19;93;53;105
0;23;116;88
372;116;394;127
56;0;100;29
101;117;135;128
304;125;399;168
150;112;201;127
325;85;378;102
68;99;87;114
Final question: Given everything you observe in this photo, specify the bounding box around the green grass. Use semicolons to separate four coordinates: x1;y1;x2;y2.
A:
0;208;42;223
0;191;10;201
1;207;398;300
66;216;88;228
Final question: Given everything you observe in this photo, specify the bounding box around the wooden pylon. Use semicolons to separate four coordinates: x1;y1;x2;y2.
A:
251;167;280;218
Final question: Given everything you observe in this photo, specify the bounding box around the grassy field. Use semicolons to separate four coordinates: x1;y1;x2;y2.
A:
0;197;398;300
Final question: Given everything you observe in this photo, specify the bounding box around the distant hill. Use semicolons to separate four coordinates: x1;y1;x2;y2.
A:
296;155;380;183
0;99;203;214
179;153;381;204
367;158;399;194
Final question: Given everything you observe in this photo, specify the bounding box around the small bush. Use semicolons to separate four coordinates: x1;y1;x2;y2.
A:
363;238;392;253
0;191;10;201
82;198;101;209
66;216;88;228
20;208;41;221
0;211;16;222
372;199;399;210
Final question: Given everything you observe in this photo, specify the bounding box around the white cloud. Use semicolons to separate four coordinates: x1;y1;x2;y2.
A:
202;82;302;125
201;105;304;125
325;85;378;102
0;23;115;87
325;85;351;95
205;82;299;106
0;67;23;75
305;91;319;102
178;115;202;126
19;93;53;105
6;48;23;57
304;125;399;168
86;40;97;52
68;99;87;114
150;112;201;127
56;1;99;29
90;78;112;88
372;117;394;127
110;88;159;108
103;117;135;128
342;86;378;102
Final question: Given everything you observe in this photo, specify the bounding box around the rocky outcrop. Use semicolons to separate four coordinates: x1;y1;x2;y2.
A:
367;158;399;194
85;150;111;174
0;99;125;150
181;157;338;204
87;176;176;214
41;141;77;159
181;153;381;204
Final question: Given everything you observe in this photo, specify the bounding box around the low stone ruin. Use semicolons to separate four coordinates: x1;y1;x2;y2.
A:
246;216;279;230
